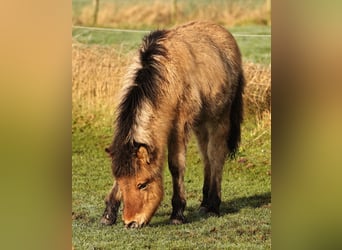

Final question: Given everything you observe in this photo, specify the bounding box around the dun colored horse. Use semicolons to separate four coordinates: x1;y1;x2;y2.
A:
101;21;245;228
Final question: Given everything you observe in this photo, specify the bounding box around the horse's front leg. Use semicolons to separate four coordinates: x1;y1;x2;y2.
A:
100;181;121;225
168;125;190;224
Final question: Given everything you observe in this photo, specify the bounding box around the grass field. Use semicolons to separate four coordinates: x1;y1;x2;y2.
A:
72;112;271;249
72;1;271;249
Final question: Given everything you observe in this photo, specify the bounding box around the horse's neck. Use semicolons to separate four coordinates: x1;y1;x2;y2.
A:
133;103;172;145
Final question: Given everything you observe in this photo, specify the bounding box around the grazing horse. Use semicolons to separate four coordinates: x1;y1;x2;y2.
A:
101;21;245;228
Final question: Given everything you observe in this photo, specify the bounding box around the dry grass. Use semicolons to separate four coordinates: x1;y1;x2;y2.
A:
72;42;131;112
243;62;271;117
72;43;271;120
73;0;271;28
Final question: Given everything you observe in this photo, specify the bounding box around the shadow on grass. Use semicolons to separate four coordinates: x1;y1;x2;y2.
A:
90;193;271;228
220;192;271;215
151;192;271;227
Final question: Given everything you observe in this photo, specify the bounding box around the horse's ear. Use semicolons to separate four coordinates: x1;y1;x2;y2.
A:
137;146;150;164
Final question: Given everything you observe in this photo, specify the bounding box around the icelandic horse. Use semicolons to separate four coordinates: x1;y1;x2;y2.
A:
101;21;245;228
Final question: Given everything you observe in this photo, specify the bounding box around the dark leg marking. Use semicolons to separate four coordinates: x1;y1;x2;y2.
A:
168;123;190;224
100;182;121;225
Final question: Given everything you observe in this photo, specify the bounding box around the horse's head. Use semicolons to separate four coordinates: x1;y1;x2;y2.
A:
115;145;163;228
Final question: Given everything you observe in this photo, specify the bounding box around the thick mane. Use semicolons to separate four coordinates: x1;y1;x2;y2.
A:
109;29;169;177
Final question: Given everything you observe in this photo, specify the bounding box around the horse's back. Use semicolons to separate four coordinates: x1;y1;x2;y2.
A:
162;21;243;122
169;21;241;69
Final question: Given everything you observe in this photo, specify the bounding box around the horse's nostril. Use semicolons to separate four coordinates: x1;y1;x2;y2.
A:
126;221;138;229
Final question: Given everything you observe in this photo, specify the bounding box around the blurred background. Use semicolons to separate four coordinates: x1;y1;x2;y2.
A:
72;0;271;29
2;1;342;249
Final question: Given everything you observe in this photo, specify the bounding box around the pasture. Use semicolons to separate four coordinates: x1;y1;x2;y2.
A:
72;1;271;249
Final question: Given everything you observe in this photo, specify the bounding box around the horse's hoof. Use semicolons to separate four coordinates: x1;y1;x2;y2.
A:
170;218;184;225
198;207;219;217
170;214;186;225
100;214;116;226
199;206;208;215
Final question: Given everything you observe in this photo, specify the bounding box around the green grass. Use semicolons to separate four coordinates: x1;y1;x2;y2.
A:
72;25;271;65
72;28;146;52
72;110;271;249
230;26;271;64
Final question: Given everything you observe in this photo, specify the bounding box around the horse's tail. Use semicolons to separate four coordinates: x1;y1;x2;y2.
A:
227;71;245;158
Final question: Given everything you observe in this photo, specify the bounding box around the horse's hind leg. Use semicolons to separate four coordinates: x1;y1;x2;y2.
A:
207;122;230;214
193;124;211;212
195;121;229;215
100;181;121;225
167;123;190;224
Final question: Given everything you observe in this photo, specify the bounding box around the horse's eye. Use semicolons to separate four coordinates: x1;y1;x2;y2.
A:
137;182;148;190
